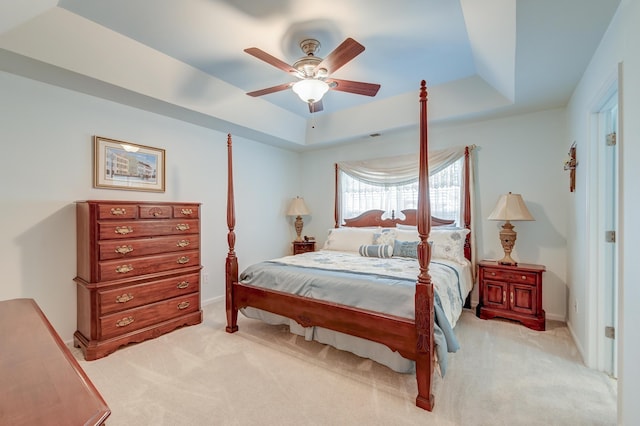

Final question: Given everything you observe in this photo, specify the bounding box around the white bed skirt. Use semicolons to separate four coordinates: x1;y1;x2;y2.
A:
240;307;415;373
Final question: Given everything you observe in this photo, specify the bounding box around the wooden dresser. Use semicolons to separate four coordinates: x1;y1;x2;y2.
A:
0;298;110;425
74;200;203;360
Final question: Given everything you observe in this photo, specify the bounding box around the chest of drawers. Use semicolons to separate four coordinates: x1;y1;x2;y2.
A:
74;200;203;360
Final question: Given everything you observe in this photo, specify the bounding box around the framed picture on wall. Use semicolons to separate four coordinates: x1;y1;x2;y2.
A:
93;136;166;192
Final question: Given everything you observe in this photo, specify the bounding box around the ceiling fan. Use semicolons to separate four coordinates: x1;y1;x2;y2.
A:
244;38;381;113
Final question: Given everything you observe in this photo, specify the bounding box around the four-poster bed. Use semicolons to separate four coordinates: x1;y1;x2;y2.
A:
225;81;471;411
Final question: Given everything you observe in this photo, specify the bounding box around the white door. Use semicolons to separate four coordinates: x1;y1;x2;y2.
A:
598;95;618;378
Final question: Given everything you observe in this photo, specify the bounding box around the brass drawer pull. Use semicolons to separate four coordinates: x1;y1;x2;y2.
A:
148;207;163;217
115;245;134;255
180;208;193;215
116;316;134;327
491;272;496;276
177;281;190;289
115;264;134;274
176;240;190;248
503;290;506;302
115;226;133;235
175;223;190;231
115;293;134;303
510;292;514;305
521;275;527;280
177;256;190;264
177;301;190;310
110;208;126;216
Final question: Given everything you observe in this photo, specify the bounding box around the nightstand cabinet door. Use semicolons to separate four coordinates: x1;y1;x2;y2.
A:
511;283;536;316
477;261;545;331
484;280;509;310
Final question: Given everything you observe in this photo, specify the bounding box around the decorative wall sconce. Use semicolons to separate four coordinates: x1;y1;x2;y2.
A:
563;142;577;192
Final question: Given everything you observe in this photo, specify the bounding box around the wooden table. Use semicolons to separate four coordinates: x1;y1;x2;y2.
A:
0;298;110;425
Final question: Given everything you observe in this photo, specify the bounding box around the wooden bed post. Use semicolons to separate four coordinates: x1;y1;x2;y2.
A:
415;80;435;411
225;134;239;333
463;146;472;261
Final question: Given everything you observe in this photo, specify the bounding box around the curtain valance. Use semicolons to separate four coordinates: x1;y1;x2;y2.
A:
337;146;468;185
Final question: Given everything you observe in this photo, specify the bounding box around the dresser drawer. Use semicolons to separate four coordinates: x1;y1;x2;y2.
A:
173;205;199;219
97;204;137;220
99;293;200;339
98;250;200;281
138;205;172;219
98;235;200;261
98;219;199;240
482;267;538;285
99;272;200;315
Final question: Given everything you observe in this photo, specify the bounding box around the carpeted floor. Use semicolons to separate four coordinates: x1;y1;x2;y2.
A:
72;300;617;425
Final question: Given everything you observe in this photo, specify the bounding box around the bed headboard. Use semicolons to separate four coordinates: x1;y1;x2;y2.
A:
341;209;454;228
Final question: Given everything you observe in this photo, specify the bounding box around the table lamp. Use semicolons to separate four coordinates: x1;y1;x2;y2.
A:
487;192;534;265
287;196;310;242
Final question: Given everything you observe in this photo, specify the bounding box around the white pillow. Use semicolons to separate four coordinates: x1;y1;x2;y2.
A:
373;228;397;246
396;224;417;230
322;227;378;252
395;228;420;242
428;228;470;264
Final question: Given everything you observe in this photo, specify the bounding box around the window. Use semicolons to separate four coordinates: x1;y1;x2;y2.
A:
339;157;464;226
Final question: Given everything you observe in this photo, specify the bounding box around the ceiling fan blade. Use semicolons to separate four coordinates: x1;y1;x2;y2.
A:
244;47;299;75
313;38;365;75
246;82;292;97
309;99;323;113
328;78;381;97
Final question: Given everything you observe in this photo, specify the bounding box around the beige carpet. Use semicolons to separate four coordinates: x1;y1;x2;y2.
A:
72;300;616;425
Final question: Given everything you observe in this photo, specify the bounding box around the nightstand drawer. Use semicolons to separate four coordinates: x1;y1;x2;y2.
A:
293;241;315;255
482;267;538;285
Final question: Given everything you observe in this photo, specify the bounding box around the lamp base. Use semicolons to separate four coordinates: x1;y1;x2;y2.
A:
498;221;518;266
497;256;518;266
294;215;304;242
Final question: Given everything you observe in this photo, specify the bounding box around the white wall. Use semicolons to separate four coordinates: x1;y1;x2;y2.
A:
300;108;568;320
0;71;300;342
566;0;639;423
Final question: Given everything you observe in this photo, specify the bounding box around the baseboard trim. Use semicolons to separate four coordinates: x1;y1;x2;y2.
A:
566;319;587;365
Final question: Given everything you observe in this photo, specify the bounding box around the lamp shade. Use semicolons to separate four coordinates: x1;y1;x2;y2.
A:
287;197;310;216
292;79;329;103
487;192;534;221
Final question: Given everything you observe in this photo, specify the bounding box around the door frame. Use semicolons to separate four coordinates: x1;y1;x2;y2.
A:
586;63;621;376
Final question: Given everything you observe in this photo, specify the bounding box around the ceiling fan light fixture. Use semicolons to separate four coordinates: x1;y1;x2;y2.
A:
292;79;329;103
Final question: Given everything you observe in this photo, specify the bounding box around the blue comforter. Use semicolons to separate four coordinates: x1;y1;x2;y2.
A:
240;254;464;375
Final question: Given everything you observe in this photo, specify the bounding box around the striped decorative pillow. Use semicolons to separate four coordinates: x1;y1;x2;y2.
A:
358;244;393;258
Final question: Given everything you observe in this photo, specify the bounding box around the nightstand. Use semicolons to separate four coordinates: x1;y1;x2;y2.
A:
476;260;546;331
292;241;315;255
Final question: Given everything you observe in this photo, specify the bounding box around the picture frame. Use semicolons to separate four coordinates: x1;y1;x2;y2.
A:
93;136;165;192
